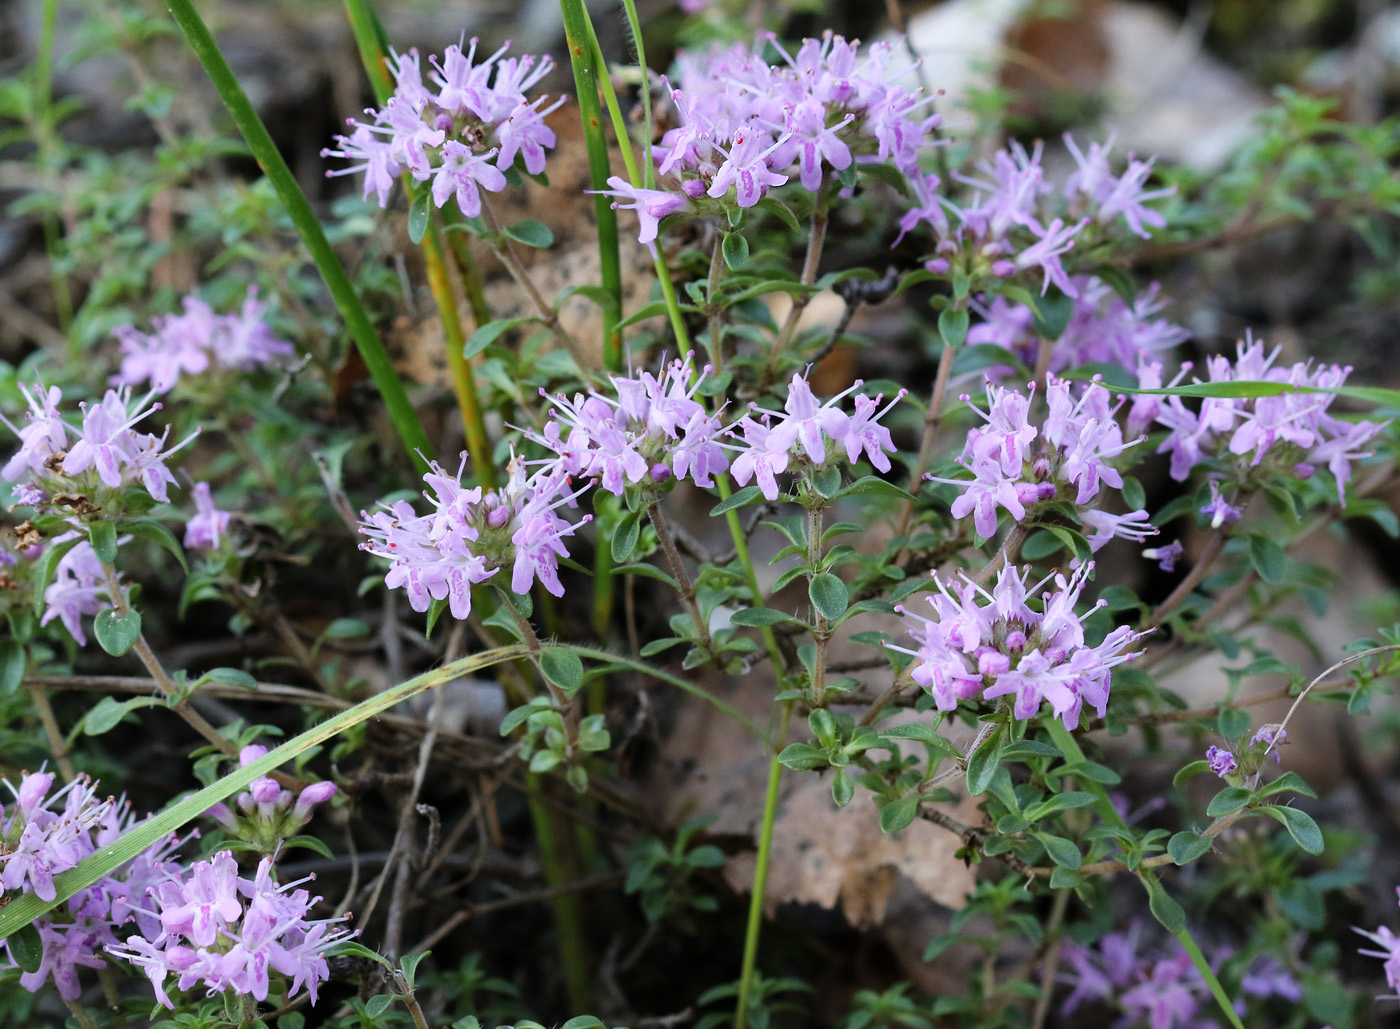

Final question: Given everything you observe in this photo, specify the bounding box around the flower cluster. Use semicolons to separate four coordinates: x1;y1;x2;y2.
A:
901;136;1173;296
888;562;1147;728
204;746;337;853
0;771;181;1000
966;276;1189;380
1061;921;1300;1026
108;851;352;1008
1141;337;1386;500
526;354;729;494
359;457;587;621
933;377;1151;550
726;373;904;500
112;288;293;393
600;31;942;246
322;40;564;214
2;382;196;510
1205;725;1288;782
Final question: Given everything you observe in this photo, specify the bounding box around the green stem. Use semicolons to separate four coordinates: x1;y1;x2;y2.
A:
440;205;492;329
557;0;623;370
713;475;783;673
166;0;431;471
735;702;792;1029
616;0;656;188
582;8;693;356
1043;720;1243;1029
35;0;74;340
422;217;497;487
340;0;394;101
524;776;593;1011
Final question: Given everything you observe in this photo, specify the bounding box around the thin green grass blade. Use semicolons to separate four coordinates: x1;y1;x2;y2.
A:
165;0;432;471
0;644;528;942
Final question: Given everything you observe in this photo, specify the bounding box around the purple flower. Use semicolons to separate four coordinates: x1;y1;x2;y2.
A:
726;374;899;500
1206;745;1237;779
528;354;728;494
1357;923;1400;998
431;140;508;217
707;129;790;207
1064;134;1174;238
324;38;563;211
495;95;565;174
888;562;1147;727
41;538;110;645
592;176;689;254
1249;724;1287;762
931;378;1146;542
185;482;231;552
108;853;353;1009
0;383;71;482
360;457;589;621
1143;539;1184;573
1152;337;1385;495
1200;480;1243;528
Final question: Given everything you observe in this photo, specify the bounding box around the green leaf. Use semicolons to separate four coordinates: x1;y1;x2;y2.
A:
1059;760;1122;786
1172;760;1210;789
1034;832;1081;870
1262;805;1325;854
831;769;854;807
282;834;336;860
7;922;42;973
1206;786;1254;818
540;648;585;695
1031;289;1076;340
616;300;676;330
464;316;536;359
808;573;849;622
730;607;800;627
88;519;118;567
879;796;920;833
504;218;554;248
1258;770;1317;800
82;696;162;736
966;725;1003;796
93;609;142;657
118;517;189;572
1248;534;1286;584
722;231;749;270
0;640;25;697
938;306;969;349
1168;831;1212;865
611;512;641;563
561;1018;606;1029
200;667;258;690
1144;876;1186;934
778;743;828;771
711;485;762;515
407;191;430;244
327;940;393;968
365;994;395;1018
836;476;915;501
399;951;428;991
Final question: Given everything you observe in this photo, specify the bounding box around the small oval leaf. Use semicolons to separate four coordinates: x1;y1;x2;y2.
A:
94;608;142;657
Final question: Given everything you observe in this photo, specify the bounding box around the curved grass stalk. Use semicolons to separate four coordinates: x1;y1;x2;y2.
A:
0;644;531;941
166;0;431;471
